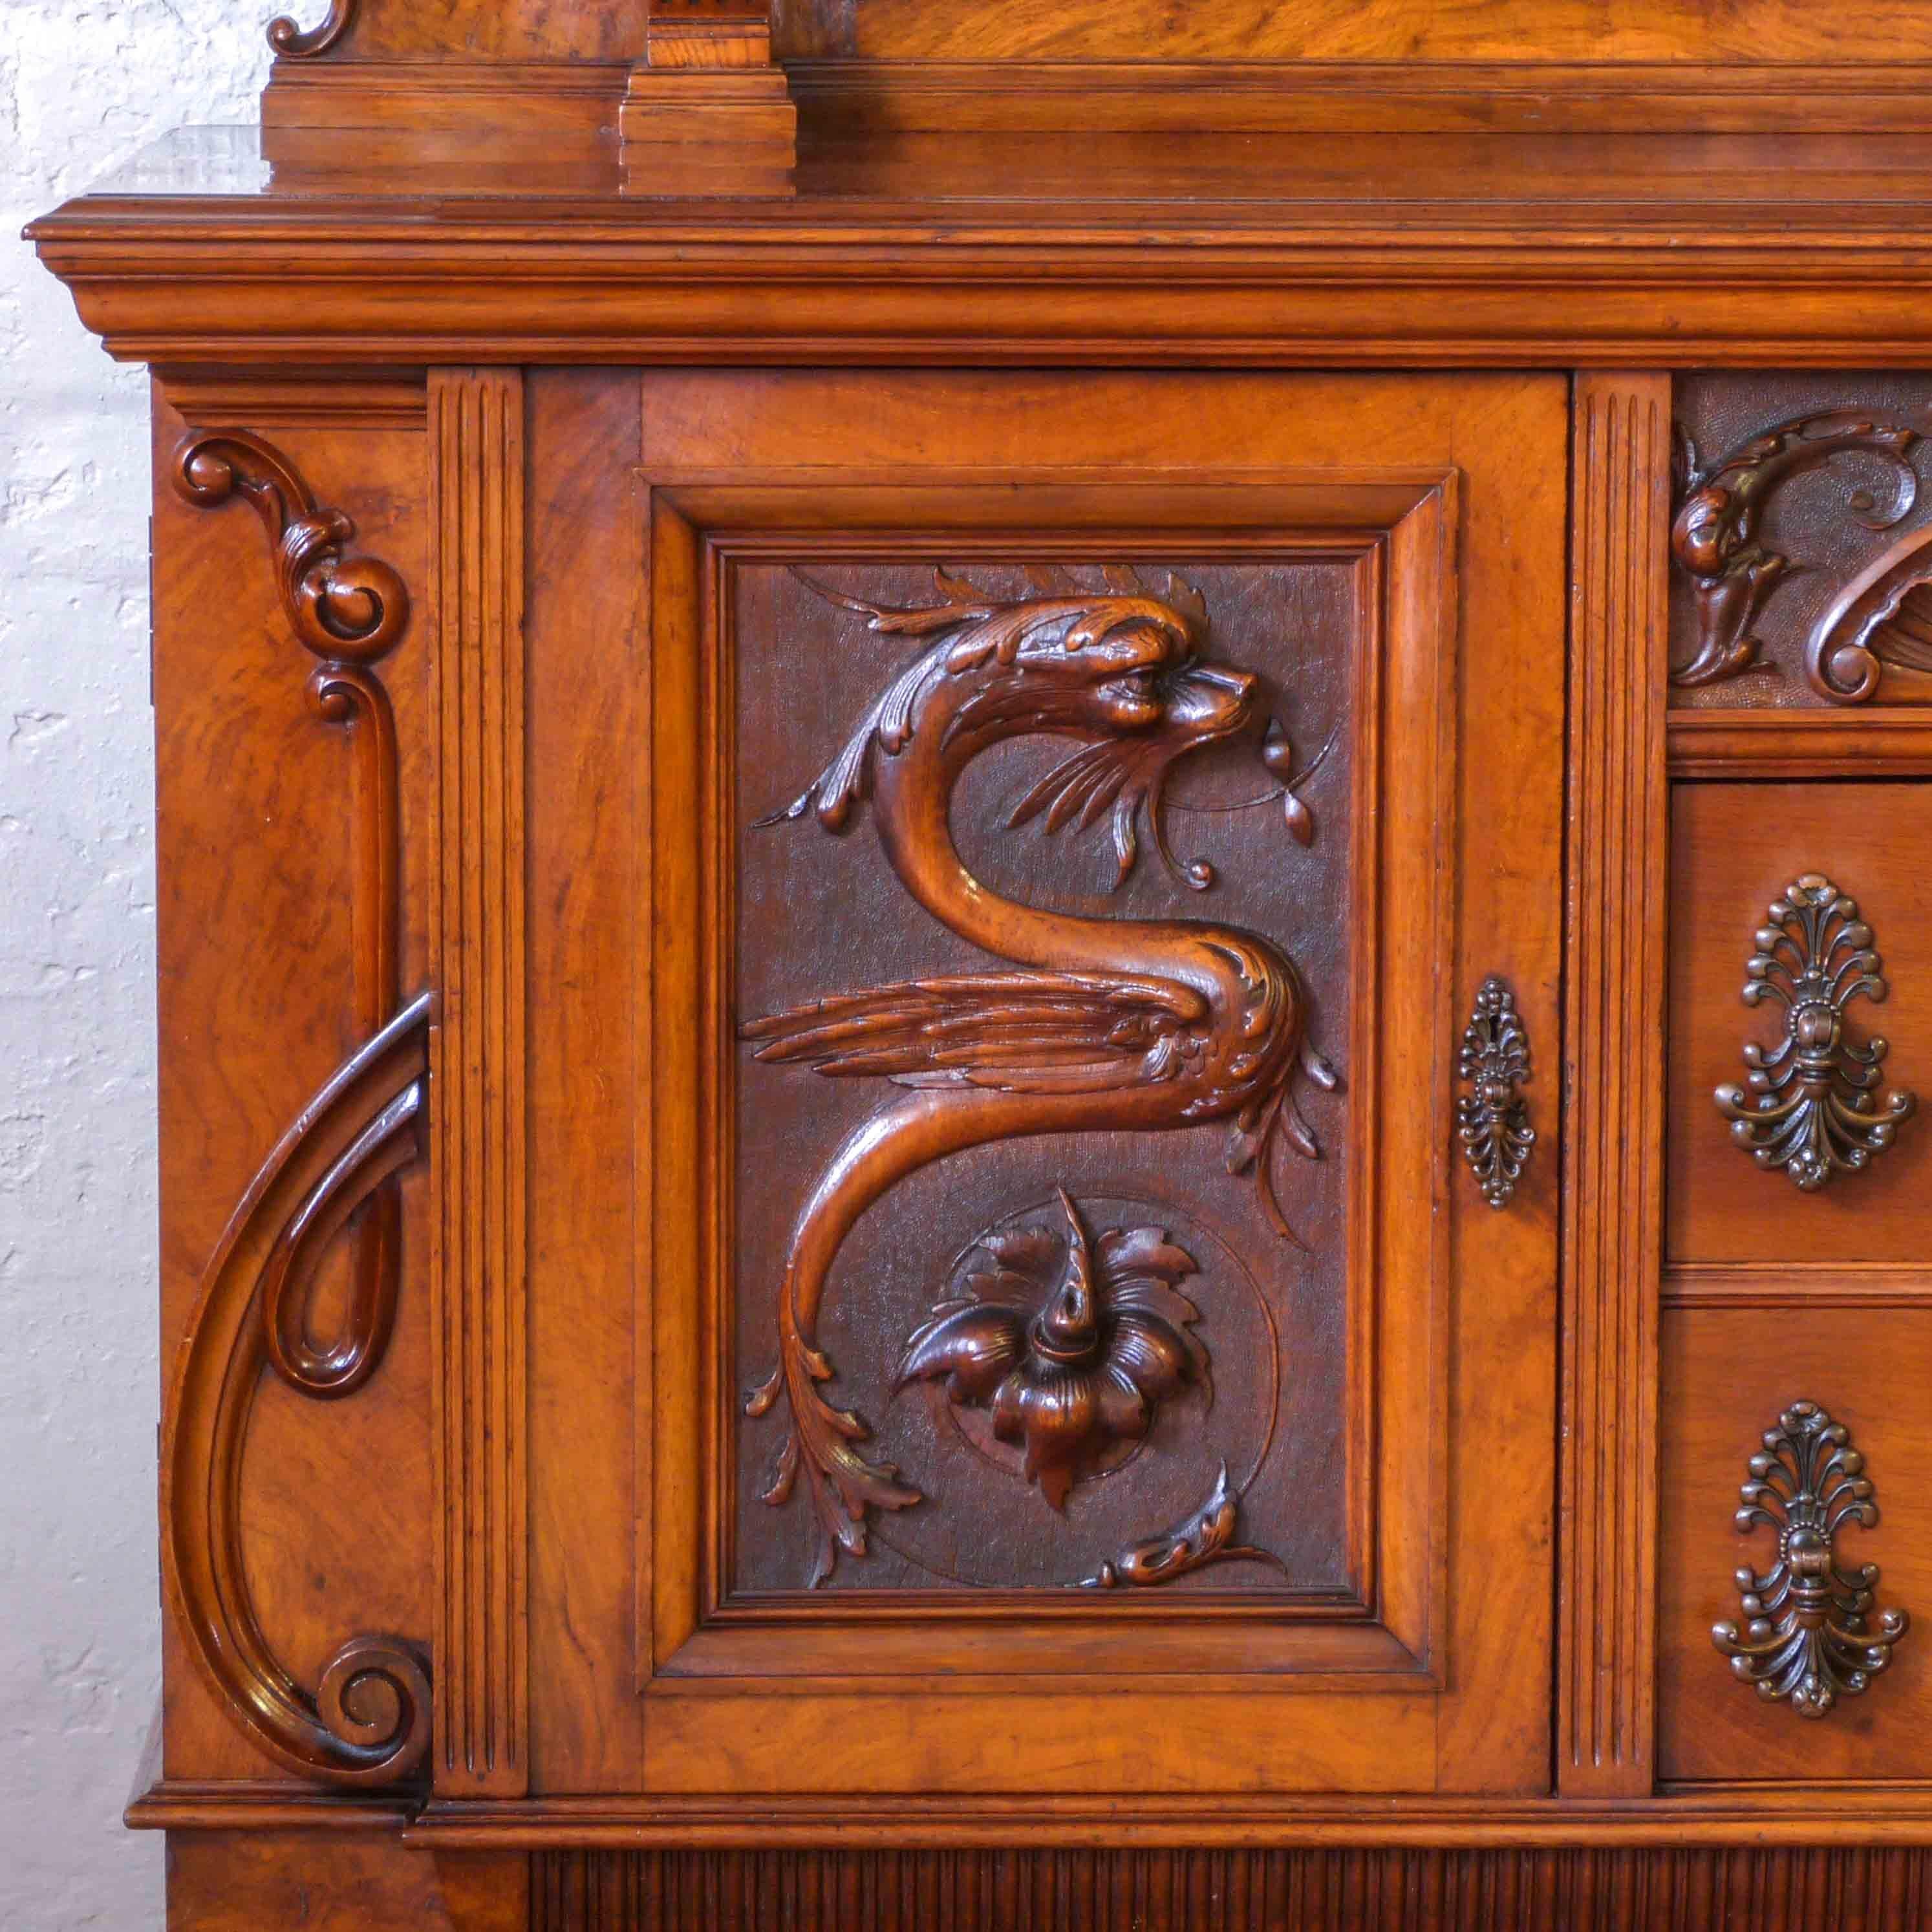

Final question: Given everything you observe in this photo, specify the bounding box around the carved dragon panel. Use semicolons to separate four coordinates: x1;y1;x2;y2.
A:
731;560;1356;1594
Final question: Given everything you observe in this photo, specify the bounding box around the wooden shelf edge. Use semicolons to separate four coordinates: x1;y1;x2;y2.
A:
126;1776;417;1832
1667;708;1932;778
400;1792;1932;1850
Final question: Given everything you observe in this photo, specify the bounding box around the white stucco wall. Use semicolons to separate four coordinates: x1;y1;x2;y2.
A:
2;8;270;1926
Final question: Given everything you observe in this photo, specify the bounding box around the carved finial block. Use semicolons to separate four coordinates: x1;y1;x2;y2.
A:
623;0;797;171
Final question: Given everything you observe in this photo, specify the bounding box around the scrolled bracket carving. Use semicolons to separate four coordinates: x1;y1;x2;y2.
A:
1712;1401;1910;1719
1456;976;1534;1208
1713;874;1916;1190
1809;524;1932;703
173;430;407;663
168;425;425;1781
164;994;435;1785
175;425;408;1396
1670;411;1920;687
267;0;356;57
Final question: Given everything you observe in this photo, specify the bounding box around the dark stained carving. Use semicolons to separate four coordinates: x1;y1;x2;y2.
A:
1081;1461;1286;1589
895;1190;1208;1512
1712;1401;1910;1720
1713;874;1916;1190
1669;411;1920;687
166;995;434;1785
268;0;356;57
743;566;1338;1583
1809;524;1932;703
1455;976;1534;1208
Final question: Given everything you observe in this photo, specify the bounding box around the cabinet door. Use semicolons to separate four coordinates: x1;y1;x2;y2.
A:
609;371;1564;1799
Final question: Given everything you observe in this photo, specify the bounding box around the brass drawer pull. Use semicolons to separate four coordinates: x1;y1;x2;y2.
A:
1713;1401;1909;1719
1457;976;1534;1208
1713;874;1916;1190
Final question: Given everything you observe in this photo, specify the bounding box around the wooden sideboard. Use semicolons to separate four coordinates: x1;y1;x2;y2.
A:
30;4;1932;1926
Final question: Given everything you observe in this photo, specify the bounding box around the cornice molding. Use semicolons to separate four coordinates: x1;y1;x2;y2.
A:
37;217;1932;367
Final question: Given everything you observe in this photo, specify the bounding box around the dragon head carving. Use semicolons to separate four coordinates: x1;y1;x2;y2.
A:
764;565;1280;890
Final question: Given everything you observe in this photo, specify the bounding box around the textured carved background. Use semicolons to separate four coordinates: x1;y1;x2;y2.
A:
1670;374;1932;709
731;557;1358;1596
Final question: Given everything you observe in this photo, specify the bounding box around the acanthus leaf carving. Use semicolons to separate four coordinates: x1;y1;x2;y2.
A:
1081;1461;1285;1589
1669;411;1920;687
1713;874;1916;1190
1712;1401;1910;1719
743;565;1338;1585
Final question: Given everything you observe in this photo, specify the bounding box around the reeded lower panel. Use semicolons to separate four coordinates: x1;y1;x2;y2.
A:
532;1847;1932;1932
730;556;1362;1602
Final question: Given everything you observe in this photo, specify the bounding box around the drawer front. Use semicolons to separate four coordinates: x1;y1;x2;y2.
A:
1660;373;1932;1781
1661;785;1932;1779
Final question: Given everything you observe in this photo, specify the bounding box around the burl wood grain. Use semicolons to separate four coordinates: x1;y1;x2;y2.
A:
784;0;1932;60
150;383;435;1785
165;1833;526;1930
341;0;647;59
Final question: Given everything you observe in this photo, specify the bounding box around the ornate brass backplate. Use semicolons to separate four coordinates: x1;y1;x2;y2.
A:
1712;1401;1910;1719
1713;874;1916;1189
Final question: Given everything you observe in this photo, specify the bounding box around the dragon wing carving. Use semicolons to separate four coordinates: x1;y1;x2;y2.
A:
743;969;1208;1093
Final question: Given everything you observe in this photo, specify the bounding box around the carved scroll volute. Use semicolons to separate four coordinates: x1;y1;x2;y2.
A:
1713;875;1916;1190
175;428;406;1340
1669;411;1920;687
1456;977;1534;1207
168;427;429;1784
1713;1402;1910;1719
1809;525;1932;703
164;996;434;1784
268;1;356;57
